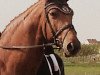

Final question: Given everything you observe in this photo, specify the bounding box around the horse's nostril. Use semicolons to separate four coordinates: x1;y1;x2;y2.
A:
67;42;74;51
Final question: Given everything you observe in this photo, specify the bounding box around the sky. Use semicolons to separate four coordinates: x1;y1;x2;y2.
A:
0;0;100;43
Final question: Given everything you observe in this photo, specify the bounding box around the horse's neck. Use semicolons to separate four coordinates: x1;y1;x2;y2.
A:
0;2;45;74
0;1;44;46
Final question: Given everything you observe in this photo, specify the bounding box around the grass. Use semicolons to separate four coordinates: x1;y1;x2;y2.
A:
64;62;100;75
55;50;100;75
65;65;100;75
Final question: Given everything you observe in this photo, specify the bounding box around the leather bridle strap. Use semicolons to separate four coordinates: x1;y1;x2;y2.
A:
55;24;74;38
45;12;56;37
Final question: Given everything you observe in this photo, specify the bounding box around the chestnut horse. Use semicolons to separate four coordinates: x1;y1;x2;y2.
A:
0;0;80;75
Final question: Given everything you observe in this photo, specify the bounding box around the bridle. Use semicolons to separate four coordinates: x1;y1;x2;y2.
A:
0;2;75;50
44;3;76;48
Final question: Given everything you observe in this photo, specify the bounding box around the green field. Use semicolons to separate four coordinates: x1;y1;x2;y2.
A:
64;63;100;75
62;56;100;75
55;50;100;75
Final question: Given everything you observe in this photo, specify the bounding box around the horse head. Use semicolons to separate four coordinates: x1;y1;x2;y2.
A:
42;0;81;57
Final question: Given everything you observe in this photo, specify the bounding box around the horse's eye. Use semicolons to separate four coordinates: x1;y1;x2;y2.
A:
49;11;59;18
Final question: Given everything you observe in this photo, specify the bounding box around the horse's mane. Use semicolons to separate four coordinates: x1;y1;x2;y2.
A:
1;0;44;37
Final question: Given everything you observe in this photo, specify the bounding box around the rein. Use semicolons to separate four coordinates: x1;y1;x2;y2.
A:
0;43;55;49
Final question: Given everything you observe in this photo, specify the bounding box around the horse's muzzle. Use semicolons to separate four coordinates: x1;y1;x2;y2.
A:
63;41;81;57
